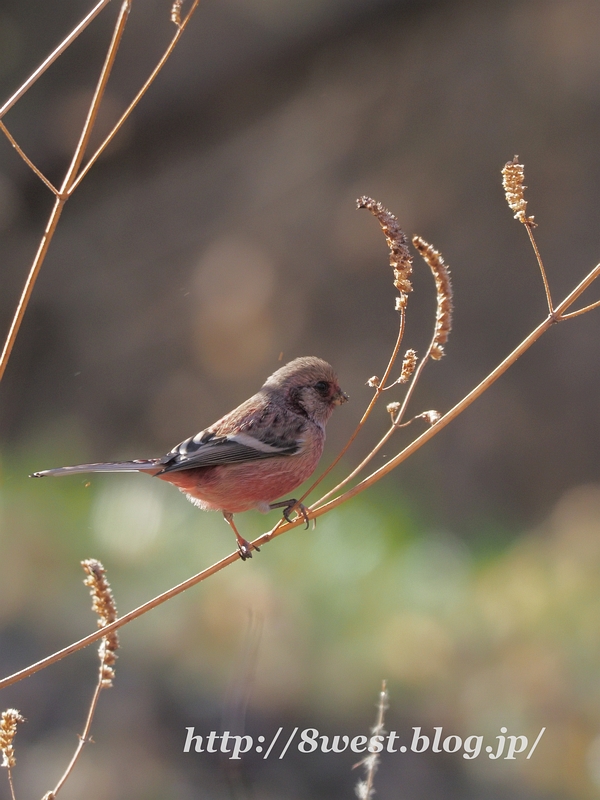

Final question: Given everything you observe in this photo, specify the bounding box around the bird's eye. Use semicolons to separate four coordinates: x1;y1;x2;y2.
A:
314;380;330;396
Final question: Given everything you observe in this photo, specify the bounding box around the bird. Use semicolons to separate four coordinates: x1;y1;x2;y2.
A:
31;357;348;559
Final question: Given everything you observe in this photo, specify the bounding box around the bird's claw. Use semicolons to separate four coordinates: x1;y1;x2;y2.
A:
290;503;310;530
270;499;310;529
237;538;260;560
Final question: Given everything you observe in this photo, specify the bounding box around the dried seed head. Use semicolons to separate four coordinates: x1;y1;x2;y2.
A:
171;0;183;25
82;559;119;687
502;156;536;227
399;349;418;383
357;197;413;298
386;401;401;417
367;376;380;388
1;709;25;769
354;680;388;800
412;236;453;360
421;410;441;425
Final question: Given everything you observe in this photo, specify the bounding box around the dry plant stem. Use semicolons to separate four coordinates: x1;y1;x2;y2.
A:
0;196;65;384
355;680;388;800
0;121;59;194
0;549;241;690
7;771;16;800
0;0;202;387
318;294;435;504
310;261;600;516
321;234;453;502
0;1;131;386
296;308;407;507
525;223;553;312
1;264;599;693
560;298;600;319
63;0;132;193
49;675;104;798
0;0;114;120
68;0;202;194
318;349;432;504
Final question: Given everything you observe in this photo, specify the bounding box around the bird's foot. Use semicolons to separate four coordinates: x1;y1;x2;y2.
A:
223;511;260;560
237;537;260;560
269;499;310;529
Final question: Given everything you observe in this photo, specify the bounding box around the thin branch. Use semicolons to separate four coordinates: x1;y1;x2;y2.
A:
68;0;202;194
0;1;131;384
297;307;406;507
0;549;240;690
294;198;412;510
354;680;388;800
0;120;59;194
316;348;431;505
317;235;452;504
0;0;203;386
525;222;553;313
45;560;119;799
310;262;600;516
558;298;600;320
0;195;66;384
62;0;132;193
501;157;552;312
49;678;103;798
7;770;16;800
1;264;598;692
0;0;114;121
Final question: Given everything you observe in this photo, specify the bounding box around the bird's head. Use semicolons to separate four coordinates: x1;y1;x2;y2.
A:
263;356;348;426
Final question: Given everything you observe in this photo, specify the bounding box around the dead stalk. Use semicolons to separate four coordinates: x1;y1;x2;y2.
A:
68;0;202;194
354;680;388;800
0;121;59;194
0;0;131;384
0;0;114;120
45;561;119;799
0;0;202;385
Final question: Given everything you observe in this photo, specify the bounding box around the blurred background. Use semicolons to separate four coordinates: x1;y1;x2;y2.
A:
1;0;600;797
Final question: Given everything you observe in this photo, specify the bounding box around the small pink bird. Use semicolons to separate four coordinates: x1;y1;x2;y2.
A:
32;357;348;558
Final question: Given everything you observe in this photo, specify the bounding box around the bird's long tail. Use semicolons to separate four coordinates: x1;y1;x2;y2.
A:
31;459;162;478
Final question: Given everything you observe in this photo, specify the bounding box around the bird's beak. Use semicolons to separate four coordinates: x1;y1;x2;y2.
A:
333;389;349;406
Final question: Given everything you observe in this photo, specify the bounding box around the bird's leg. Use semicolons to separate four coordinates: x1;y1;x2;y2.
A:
269;499;310;530
223;511;259;560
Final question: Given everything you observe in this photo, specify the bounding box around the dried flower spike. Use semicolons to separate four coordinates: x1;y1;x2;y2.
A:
367;376;380;388
171;0;183;26
399;349;418;383
502;156;536;227
1;709;25;769
412;235;453;360
82;559;119;687
357;197;413;296
355;681;388;800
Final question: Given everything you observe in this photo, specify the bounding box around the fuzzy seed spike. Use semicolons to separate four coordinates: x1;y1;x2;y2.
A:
82;559;119;687
0;709;25;769
357;197;413;296
502;156;536;227
412;235;453;360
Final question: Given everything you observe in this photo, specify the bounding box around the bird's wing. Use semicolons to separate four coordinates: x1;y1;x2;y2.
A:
157;430;301;474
